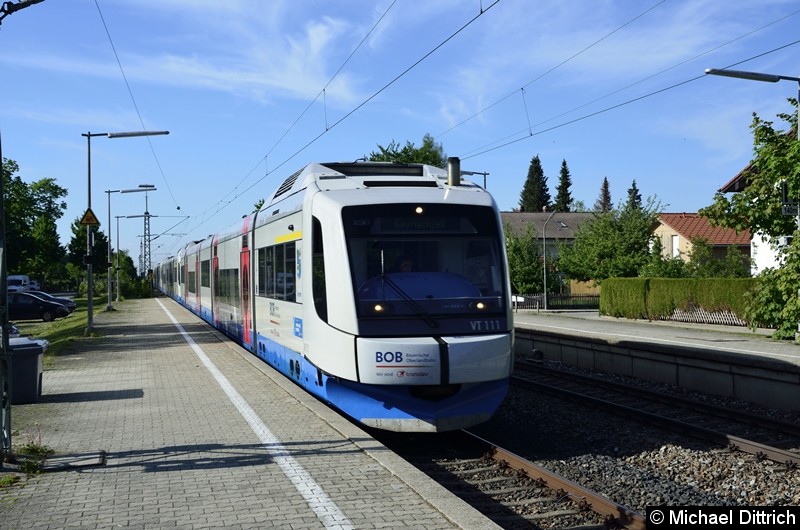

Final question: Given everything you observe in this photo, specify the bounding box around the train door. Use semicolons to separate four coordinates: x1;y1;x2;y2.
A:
183;254;188;304
195;253;201;313
241;217;253;348
213;236;220;327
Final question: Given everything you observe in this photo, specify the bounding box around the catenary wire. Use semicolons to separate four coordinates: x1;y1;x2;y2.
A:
464;6;800;147
436;0;667;140
458;38;800;161
162;0;501;256
93;0;180;211
209;0;399;217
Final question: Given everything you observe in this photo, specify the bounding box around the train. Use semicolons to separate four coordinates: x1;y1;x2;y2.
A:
154;157;514;432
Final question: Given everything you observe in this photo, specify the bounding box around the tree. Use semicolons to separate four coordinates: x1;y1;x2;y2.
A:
699;100;799;337
625;179;642;211
554;159;572;212
28;216;65;289
2;158;35;272
504;223;557;295
114;249;145;298
557;196;662;283
639;237;688;278
684;239;751;278
367;133;446;167
2;159;68;281
569;199;589;212
594;177;612;212
699;105;798;240
26;178;67;285
640;238;751;279
519;155;550;212
66;218;110;286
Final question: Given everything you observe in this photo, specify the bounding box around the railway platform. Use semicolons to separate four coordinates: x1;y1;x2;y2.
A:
512;309;800;412
1;297;500;530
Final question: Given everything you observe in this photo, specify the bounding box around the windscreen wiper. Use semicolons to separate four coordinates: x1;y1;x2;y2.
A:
379;274;439;329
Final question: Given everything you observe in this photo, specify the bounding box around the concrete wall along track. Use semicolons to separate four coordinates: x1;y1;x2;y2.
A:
512;311;800;412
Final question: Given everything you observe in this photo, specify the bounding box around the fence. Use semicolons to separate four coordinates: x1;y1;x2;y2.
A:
512;293;600;311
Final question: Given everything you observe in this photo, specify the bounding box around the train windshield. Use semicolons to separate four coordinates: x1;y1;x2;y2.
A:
343;203;507;333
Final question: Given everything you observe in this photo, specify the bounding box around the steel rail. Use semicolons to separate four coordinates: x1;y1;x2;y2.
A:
463;430;647;530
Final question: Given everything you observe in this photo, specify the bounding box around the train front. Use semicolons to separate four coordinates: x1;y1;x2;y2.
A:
304;164;513;432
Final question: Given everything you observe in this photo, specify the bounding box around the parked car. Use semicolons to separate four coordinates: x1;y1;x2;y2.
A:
8;291;70;322
28;290;77;313
29;280;40;290
7;274;31;292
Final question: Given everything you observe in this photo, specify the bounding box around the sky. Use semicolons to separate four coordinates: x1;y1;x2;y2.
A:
1;0;799;270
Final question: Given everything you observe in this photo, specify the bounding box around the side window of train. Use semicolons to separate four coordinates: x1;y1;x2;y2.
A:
312;217;327;322
255;241;297;303
284;241;296;303
201;260;210;287
187;269;196;294
257;248;267;297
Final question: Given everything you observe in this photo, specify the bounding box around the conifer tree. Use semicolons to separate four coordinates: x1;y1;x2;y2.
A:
554;159;572;212
594;177;612;212
519;155;550;212
625;179;642;211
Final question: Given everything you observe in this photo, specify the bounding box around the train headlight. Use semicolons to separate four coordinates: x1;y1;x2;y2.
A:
373;303;385;313
469;301;486;311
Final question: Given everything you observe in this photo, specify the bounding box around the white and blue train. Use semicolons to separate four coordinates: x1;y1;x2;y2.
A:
155;158;514;432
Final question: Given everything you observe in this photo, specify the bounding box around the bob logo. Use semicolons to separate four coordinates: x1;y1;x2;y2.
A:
376;351;402;363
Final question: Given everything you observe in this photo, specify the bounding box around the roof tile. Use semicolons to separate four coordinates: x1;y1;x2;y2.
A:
657;213;750;245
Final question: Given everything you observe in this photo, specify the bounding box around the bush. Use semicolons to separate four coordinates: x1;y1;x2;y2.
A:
601;277;756;322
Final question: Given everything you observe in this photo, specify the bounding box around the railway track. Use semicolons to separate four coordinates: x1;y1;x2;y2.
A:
375;429;645;529
375;360;800;526
513;360;800;468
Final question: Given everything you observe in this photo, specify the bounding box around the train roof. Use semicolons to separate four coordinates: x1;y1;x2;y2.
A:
265;161;474;206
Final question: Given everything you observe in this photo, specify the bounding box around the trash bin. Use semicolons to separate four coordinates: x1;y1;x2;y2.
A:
7;337;48;404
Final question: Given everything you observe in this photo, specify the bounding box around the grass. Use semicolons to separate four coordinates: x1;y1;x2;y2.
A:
12;295;105;365
13;442;54;475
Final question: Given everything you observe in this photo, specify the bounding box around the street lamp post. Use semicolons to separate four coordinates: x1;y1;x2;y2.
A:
705;68;800;337
105;189;120;311
81;130;168;335
115;215;123;302
705;68;799;141
542;210;556;311
105;185;156;310
460;169;490;189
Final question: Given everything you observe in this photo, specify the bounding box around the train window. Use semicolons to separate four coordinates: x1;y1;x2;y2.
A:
257;248;267;296
312;217;327;322
255;241;296;302
187;271;196;294
343;203;506;333
201;260;210;287
217;268;240;309
284;242;296;301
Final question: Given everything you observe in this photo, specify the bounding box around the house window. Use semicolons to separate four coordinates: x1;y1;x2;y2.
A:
671;235;680;257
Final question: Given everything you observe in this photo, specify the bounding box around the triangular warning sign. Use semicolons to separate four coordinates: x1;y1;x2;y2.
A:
80;208;100;226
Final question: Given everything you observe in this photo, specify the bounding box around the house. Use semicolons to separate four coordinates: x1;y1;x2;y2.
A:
503;211;751;290
716;139;794;275
500;211;595;258
501;211;598;294
653;213;751;263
